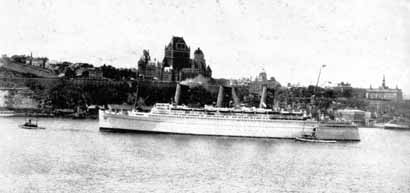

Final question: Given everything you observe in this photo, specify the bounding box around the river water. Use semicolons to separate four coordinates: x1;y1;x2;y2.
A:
0;117;409;193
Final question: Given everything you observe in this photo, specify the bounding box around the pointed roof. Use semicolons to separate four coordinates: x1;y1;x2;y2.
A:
194;47;203;55
168;36;189;50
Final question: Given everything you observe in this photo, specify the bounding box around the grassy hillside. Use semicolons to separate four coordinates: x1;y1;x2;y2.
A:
0;58;56;78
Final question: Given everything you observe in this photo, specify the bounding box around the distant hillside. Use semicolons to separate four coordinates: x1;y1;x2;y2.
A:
0;58;56;78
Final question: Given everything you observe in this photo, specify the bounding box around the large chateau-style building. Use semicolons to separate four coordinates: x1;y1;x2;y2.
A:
137;36;212;81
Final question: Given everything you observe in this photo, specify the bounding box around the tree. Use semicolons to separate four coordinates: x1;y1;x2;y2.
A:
11;55;29;63
64;68;75;78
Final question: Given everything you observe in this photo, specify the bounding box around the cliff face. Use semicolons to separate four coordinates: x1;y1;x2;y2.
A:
0;88;38;109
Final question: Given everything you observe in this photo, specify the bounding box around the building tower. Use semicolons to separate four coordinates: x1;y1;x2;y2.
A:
192;48;207;76
137;50;150;79
162;36;191;81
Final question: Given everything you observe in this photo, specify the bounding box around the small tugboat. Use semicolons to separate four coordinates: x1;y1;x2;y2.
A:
19;118;45;130
295;120;360;143
295;135;337;143
295;128;337;143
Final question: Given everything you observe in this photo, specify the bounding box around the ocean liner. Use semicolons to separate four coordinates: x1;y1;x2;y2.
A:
99;84;360;141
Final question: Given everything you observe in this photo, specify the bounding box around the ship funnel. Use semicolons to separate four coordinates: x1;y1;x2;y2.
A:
231;87;240;107
216;85;224;107
272;89;277;108
259;85;268;108
174;83;182;105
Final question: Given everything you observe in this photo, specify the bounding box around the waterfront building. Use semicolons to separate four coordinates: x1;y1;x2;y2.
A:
365;76;404;117
336;109;371;126
366;76;403;102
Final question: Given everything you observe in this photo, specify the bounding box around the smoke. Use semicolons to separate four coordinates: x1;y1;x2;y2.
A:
180;74;210;87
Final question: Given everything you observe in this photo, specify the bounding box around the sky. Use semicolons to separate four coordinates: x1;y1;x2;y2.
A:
1;0;409;97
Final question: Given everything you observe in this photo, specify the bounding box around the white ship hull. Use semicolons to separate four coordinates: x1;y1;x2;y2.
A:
0;111;15;117
384;123;410;130
99;110;318;139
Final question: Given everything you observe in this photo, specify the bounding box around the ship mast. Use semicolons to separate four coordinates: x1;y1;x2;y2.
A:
314;64;326;94
313;64;326;121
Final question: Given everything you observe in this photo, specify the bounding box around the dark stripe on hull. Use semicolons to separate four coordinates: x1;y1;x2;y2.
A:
384;126;410;130
99;127;360;141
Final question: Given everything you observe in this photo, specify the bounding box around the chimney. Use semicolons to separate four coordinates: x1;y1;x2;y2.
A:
259;85;267;108
216;85;224;107
231;87;240;107
174;83;182;105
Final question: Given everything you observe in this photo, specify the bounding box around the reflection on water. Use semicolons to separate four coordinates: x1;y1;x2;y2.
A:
1;117;409;193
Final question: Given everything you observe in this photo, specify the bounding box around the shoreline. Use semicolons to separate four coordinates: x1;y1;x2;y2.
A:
0;109;98;119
